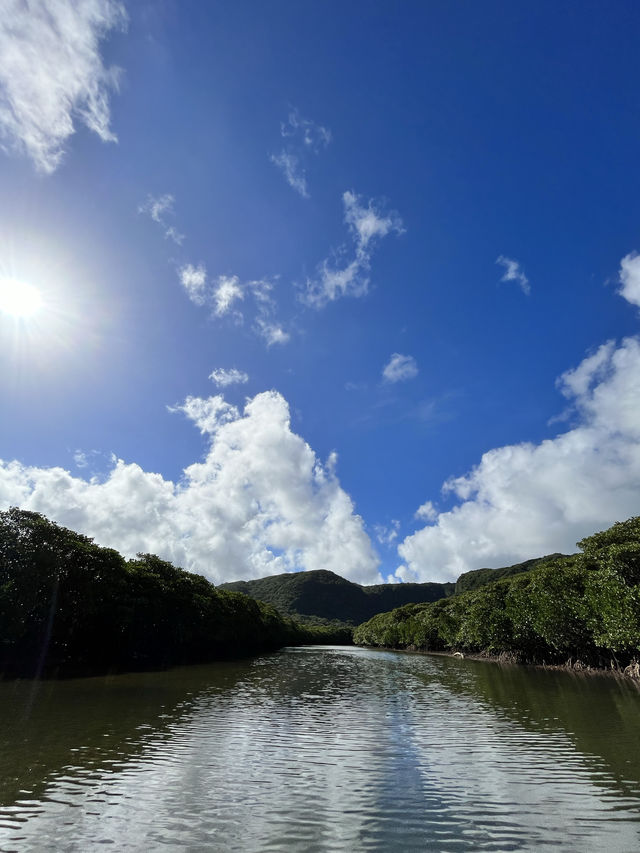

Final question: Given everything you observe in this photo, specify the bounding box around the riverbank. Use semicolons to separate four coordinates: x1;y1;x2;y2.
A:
362;644;640;683
354;516;640;675
0;508;347;680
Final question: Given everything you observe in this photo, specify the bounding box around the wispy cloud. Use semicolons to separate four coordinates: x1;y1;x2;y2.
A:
213;275;244;318
343;191;403;250
496;255;530;295
139;193;185;245
382;353;418;383
270;151;308;198
250;278;290;346
303;191;404;308
271;108;331;197
374;519;400;547
255;318;290;347
72;448;109;475
176;267;290;346
0;0;127;173
280;108;332;150
209;368;249;388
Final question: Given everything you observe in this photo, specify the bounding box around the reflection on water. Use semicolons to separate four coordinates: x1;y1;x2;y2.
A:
1;646;640;851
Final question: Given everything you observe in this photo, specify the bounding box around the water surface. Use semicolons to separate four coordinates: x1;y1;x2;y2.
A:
1;646;640;851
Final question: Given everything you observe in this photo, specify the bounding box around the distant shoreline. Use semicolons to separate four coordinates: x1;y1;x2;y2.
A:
360;644;640;684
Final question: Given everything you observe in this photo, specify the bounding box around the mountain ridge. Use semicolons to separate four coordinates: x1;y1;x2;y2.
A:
220;569;455;625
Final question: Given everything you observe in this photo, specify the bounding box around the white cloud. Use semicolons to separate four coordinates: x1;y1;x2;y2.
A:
496;255;530;295
271;108;331;197
280;108;331;150
139;194;185;245
72;448;105;471
305;258;364;306
213;275;244;317
179;263;207;306
619;252;640;308
176;270;290;347
415;500;438;522
168;394;239;435
255;318;290;347
270;151;308;198
398;335;640;582
163;226;184;246
250;278;291;345
0;391;381;585
0;0;127;173
382;353;418;383
139;193;173;224
73;450;89;469
209;368;249;388
374;519;400;547
343;190;404;252
303;191;403;308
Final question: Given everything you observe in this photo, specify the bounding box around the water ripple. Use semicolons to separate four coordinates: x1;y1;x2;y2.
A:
1;647;640;851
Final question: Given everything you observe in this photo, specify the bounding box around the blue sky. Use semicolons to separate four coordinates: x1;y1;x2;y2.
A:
1;0;640;584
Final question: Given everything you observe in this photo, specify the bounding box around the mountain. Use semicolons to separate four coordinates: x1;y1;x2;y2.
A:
219;569;454;625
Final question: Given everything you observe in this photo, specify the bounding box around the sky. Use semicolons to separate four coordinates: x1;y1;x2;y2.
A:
1;0;640;586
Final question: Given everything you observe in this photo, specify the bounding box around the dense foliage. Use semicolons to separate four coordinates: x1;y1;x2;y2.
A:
354;518;640;669
0;509;342;678
454;553;566;594
221;569;453;626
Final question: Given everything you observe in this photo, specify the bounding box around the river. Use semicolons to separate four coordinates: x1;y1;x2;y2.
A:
1;645;639;851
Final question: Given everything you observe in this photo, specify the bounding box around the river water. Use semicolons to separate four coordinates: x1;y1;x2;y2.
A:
1;645;640;851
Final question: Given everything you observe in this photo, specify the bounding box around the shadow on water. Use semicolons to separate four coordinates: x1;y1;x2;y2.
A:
0;658;255;809
409;653;640;800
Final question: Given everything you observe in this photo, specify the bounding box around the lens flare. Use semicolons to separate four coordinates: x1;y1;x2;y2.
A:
0;277;43;318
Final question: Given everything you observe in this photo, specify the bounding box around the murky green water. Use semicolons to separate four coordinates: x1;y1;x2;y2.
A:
1;646;640;851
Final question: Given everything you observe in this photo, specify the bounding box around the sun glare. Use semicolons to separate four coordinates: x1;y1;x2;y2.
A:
0;277;44;318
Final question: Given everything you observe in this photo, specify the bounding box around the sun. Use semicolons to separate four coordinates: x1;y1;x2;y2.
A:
0;277;44;318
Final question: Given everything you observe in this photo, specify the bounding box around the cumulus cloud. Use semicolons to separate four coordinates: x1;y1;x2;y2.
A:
303;191;404;308
271;108;331;197
179;263;207;306
619;252;640;308
496;255;530;295
0;0;127;173
398;336;640;582
0;391;381;584
138;193;185;245
382;353;418;383
209;368;249;388
168;394;239;435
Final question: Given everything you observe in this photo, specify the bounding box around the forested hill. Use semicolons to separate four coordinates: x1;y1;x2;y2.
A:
220;570;454;625
0;508;343;679
454;554;568;594
354;516;640;673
